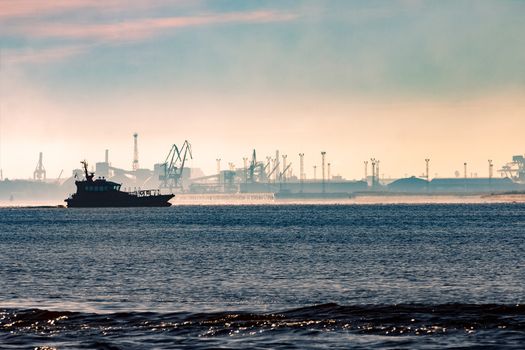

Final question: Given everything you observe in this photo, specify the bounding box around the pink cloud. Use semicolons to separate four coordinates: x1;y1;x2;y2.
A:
0;0;106;18
2;10;297;65
0;0;195;19
7;11;297;41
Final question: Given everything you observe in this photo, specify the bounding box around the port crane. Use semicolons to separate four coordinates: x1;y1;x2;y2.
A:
279;163;292;182
267;159;280;182
55;169;64;185
498;155;525;183
159;140;193;190
248;149;267;182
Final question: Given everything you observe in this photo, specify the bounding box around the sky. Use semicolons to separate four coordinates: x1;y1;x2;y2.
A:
1;0;524;180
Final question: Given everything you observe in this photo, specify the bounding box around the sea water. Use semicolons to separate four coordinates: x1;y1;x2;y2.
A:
1;204;524;349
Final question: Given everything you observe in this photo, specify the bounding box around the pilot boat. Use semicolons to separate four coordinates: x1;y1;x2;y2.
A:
65;161;174;207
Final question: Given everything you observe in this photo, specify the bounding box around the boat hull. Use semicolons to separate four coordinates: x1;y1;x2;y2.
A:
65;194;174;207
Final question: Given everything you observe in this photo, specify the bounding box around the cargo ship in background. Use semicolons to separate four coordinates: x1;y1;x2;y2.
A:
65;161;173;207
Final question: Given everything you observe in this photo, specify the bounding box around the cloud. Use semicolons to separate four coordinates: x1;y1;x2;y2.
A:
5;10;297;42
0;0;109;19
0;0;196;19
1;6;297;65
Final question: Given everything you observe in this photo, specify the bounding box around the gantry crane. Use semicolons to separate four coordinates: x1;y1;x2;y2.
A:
248;149;268;183
159;140;193;190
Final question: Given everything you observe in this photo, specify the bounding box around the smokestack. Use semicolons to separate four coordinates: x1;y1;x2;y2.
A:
105;149;109;164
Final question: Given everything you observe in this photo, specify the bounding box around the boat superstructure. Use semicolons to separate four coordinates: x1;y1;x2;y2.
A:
65;161;174;207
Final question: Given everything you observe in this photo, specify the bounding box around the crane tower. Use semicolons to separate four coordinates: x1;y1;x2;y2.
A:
159;140;193;190
34;152;46;181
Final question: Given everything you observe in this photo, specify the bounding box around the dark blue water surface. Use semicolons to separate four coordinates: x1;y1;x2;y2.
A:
1;204;524;349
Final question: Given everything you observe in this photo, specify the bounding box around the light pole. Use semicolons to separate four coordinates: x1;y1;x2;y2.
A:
370;158;376;188
321;151;326;193
376;160;380;185
464;162;468;192
299;153;304;192
243;157;248;183
488;160;493;188
425;158;430;182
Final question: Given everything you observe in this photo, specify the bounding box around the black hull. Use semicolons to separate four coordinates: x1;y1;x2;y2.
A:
66;194;174;208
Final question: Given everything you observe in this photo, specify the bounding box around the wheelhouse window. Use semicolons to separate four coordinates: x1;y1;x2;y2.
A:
85;184;119;192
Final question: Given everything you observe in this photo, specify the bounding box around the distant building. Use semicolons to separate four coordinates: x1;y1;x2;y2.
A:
387;176;520;193
388;176;428;192
429;177;518;193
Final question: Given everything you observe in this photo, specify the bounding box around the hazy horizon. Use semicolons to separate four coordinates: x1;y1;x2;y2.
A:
1;0;524;180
